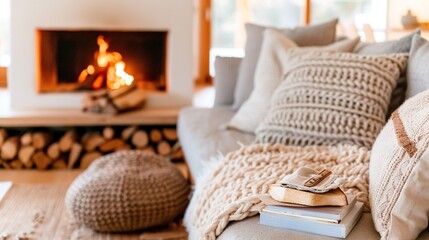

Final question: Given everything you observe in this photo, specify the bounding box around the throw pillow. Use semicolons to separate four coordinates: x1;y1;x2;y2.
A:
354;30;420;118
255;51;409;149
406;34;429;98
232;19;338;110
227;29;360;133
213;56;242;106
370;89;429;239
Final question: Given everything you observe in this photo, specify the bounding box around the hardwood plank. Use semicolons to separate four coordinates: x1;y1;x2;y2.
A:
0;170;81;184
0;108;179;127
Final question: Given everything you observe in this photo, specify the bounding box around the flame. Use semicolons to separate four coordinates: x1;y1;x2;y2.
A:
78;35;135;90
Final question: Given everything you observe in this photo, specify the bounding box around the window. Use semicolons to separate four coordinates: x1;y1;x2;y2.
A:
211;0;304;74
0;0;10;66
210;0;388;74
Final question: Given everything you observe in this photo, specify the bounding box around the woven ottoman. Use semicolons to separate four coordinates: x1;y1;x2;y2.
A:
65;150;190;233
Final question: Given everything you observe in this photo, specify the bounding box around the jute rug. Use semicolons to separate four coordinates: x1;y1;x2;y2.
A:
0;184;187;240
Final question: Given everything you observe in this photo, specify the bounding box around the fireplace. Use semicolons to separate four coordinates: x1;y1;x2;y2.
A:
9;0;194;110
36;30;168;93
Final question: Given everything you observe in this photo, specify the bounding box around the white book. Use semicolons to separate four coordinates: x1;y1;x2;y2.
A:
263;195;357;224
260;202;364;239
0;181;12;203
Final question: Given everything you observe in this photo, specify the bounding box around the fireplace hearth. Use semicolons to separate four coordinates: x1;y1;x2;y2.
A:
36;30;167;93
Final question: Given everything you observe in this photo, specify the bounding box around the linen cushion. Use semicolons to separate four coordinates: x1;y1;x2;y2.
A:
214;56;242;106
65;150;190;232
354;30;420;117
232;19;338;109
255;51;408;148
370;89;429;239
228;29;360;133
406;34;429;98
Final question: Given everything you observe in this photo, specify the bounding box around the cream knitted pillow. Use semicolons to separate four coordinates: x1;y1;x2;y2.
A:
370;89;429;239
256;51;408;148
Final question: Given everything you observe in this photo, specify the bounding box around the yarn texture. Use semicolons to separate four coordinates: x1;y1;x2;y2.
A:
65;150;190;233
184;144;371;240
256;52;409;148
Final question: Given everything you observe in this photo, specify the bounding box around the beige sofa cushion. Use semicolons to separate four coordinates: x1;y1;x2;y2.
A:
255;52;408;148
232;19;338;109
228;28;360;133
370;89;429;239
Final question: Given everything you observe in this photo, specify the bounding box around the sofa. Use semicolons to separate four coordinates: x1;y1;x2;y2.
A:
178;20;429;239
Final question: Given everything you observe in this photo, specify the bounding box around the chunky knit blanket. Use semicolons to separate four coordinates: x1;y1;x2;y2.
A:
184;144;371;240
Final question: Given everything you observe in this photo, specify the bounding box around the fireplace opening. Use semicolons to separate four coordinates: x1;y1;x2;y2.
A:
36;30;168;93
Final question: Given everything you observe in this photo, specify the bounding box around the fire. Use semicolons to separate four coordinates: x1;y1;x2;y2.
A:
77;35;134;90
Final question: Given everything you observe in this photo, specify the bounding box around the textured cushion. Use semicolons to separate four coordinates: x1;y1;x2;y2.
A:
256;52;408;148
214;56;242;106
370;90;429;239
232;19;338;109
354;30;420;117
65;150;189;233
177;106;255;177
406;34;429;98
228;29;360;133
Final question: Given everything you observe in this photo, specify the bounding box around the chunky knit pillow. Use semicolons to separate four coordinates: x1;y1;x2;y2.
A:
65;150;190;233
256;51;408;148
370;89;429;239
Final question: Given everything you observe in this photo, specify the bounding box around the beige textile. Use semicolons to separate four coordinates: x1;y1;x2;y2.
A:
370;89;429;240
184;144;371;240
228;29;360;133
256;52;409;148
0;184;187;239
66;150;190;233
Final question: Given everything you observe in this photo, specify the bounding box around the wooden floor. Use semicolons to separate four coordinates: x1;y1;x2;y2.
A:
0;169;82;184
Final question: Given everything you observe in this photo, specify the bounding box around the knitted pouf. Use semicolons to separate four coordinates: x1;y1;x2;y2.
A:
65;150;190;233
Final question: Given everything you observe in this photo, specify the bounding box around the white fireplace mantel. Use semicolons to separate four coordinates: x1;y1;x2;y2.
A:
9;0;195;110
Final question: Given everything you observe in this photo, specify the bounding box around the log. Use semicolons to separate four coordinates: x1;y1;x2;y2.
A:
1;136;19;160
116;144;131;151
103;127;115;140
80;151;102;169
0;129;7;146
59;130;77;152
52;158;67;169
131;130;149;148
112;88;147;112
32;132;52;150
141;146;155;153
121;126;138;141
20;132;32;146
0;159;11;169
83;133;105;151
162;128;178;141
150;129;163;143
10;160;23;170
18;145;35;167
32;151;52;170
68;143;82;169
172;148;184;161
47;143;60;160
175;162;190;181
99;139;125;153
157;141;171;156
108;83;136;99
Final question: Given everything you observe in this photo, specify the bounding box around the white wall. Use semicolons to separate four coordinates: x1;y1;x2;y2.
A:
10;0;195;110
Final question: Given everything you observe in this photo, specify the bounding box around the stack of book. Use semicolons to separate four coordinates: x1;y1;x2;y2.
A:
260;194;363;238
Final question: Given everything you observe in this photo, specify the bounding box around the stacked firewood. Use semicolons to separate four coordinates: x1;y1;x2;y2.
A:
82;84;147;114
0;126;183;170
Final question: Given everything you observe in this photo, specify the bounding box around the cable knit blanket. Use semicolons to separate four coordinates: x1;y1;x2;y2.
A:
184;144;371;240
